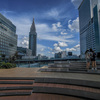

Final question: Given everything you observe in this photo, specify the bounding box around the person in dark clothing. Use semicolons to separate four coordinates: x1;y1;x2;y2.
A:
91;51;97;70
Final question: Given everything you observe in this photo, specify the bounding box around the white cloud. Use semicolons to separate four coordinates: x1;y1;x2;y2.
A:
36;23;74;43
37;44;47;55
53;42;68;53
36;22;74;43
51;52;55;54
58;42;68;47
47;8;59;19
54;42;69;48
48;47;53;51
57;22;62;27
54;46;62;52
66;48;76;52
38;34;74;43
74;44;80;48
1;10;15;15
66;44;80;52
19;36;29;48
61;32;67;35
52;22;62;31
68;17;79;32
52;24;58;31
40;48;45;52
37;44;46;50
54;43;58;47
36;23;73;43
71;0;82;8
36;24;52;34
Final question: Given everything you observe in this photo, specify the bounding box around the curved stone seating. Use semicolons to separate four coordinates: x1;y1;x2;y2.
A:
0;78;34;96
0;77;100;100
0;93;86;100
33;78;100;100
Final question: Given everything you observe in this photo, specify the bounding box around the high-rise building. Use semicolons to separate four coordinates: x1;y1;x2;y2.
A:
29;18;37;56
61;51;66;58
55;51;66;58
78;0;100;57
68;52;72;56
55;52;61;58
0;13;17;58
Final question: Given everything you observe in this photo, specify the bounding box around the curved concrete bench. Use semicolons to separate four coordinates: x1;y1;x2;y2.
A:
33;78;100;100
33;85;100;100
0;78;34;96
35;78;100;88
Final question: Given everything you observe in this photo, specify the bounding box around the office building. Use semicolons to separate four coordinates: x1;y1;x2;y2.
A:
29;18;37;56
17;47;32;56
55;52;61;58
61;51;66;58
78;0;100;57
17;47;32;59
55;51;66;58
68;52;72;56
0;13;17;58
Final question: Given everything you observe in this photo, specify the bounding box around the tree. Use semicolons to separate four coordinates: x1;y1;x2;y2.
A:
0;51;1;62
9;51;18;63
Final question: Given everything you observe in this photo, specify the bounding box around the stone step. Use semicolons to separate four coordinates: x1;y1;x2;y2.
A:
0;80;34;84
48;65;70;68
35;78;100;88
0;93;86;100
40;68;100;74
0;85;34;90
49;67;87;70
33;83;100;100
0;90;32;96
0;90;32;93
0;77;35;80
48;65;86;68
40;68;87;72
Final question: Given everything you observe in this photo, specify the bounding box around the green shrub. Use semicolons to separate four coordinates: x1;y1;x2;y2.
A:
0;62;16;69
12;63;16;68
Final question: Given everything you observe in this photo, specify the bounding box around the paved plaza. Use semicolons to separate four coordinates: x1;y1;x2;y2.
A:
0;67;100;82
0;67;100;100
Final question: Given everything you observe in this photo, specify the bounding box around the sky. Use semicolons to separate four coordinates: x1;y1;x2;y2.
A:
0;0;82;57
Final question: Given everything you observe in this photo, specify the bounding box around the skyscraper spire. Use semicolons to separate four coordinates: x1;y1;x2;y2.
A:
29;18;37;56
30;18;36;34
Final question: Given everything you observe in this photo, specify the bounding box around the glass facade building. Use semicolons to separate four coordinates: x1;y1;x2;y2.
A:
0;13;17;58
29;19;37;56
78;0;100;57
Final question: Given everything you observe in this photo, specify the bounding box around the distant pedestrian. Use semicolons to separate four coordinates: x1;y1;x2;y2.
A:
85;50;90;70
91;51;97;70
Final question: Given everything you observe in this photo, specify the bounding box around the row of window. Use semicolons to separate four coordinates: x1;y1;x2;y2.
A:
0;30;17;56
